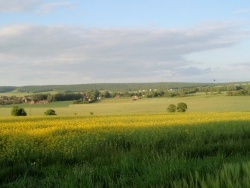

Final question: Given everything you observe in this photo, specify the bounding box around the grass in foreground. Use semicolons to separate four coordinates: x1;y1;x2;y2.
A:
0;113;250;187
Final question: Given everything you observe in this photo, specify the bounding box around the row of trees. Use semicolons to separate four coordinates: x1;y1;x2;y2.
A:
167;103;188;112
10;82;212;93
30;93;83;102
2;83;250;106
1;82;249;94
227;89;250;96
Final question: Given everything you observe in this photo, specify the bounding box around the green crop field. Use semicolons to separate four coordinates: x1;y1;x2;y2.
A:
1;94;250;116
1;93;250;187
0;113;250;187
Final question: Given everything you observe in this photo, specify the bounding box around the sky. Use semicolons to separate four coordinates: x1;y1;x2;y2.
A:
0;0;250;86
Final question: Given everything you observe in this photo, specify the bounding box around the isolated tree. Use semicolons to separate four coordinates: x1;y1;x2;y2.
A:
44;109;56;115
167;104;176;112
177;102;188;112
11;106;27;116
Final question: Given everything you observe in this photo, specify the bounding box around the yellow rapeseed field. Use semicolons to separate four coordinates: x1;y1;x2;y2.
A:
1;112;249;128
1;112;250;187
1;112;250;139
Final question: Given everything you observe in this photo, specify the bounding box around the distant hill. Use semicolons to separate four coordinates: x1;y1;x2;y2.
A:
0;86;17;93
0;82;248;93
0;82;214;93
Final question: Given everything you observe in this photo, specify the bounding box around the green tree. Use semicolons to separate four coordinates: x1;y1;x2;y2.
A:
100;90;111;98
83;90;100;103
177;102;188;112
44;109;56;115
11;106;27;116
103;91;111;98
31;94;48;102
167;104;176;112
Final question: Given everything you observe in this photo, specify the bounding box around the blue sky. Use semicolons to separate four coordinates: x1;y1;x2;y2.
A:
0;0;250;86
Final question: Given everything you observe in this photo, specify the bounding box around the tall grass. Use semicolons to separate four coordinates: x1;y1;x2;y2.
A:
0;113;250;187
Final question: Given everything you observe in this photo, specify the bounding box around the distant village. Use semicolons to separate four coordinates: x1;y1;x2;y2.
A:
0;95;49;105
0;89;166;105
1;84;245;106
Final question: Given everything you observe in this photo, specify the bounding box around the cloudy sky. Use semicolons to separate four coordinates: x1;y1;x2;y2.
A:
1;0;250;86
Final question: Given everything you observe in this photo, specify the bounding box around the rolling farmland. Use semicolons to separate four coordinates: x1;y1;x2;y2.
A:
1;95;250;117
0;112;250;187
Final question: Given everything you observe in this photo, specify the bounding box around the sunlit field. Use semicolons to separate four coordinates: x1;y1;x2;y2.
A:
0;112;250;187
1;95;250;117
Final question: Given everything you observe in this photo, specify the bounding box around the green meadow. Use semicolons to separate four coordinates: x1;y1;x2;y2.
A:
1;94;250;116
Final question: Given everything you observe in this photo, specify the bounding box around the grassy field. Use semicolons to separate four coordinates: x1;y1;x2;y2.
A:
1;94;250;116
0;113;250;187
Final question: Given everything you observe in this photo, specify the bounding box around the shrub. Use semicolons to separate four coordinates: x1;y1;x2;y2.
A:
11;106;27;116
177;102;188;112
167;104;176;112
44;109;56;115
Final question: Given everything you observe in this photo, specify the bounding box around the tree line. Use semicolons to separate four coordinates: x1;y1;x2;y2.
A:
0;82;214;93
1;83;250;105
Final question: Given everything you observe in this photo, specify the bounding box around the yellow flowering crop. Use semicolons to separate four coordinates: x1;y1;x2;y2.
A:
0;112;250;163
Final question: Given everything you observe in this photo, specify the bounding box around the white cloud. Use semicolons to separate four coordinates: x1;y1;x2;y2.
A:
0;0;41;12
0;22;248;85
233;62;250;67
0;0;75;13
